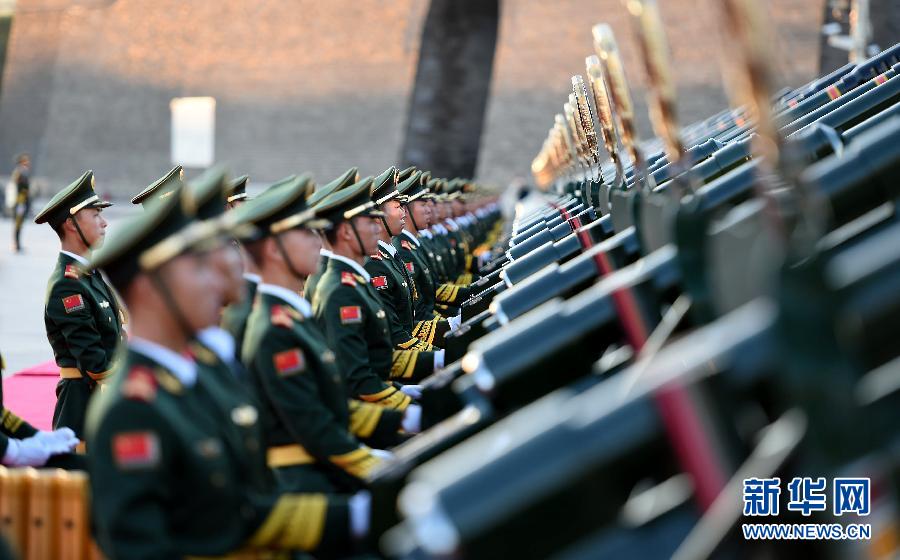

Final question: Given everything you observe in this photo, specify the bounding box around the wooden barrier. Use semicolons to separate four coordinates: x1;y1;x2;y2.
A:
0;467;103;560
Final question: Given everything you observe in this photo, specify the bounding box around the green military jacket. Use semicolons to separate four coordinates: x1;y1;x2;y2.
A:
312;256;427;410
242;285;403;484
364;244;418;343
220;274;260;362
417;231;451;284
445;221;469;277
430;227;459;281
44;252;124;381
302;252;330;303
394;231;469;318
86;343;353;558
371;241;450;348
393;231;438;322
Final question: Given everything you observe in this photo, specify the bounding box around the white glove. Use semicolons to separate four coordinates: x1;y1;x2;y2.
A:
369;448;395;461
448;313;462;332
433;349;445;370
34;428;79;450
402;403;422;434
400;385;423;399
2;433;74;467
349;490;371;539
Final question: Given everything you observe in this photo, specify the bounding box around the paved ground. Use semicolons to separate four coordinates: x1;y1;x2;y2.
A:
0;201;138;375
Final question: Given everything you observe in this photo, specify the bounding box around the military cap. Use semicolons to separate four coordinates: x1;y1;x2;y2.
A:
371;165;405;205
307;166;359;207
444;178;464;200
34;171;112;227
425;178;444;201
225;174;249;203
131;165;185;206
419;170;432;185
183;166;232;221
91;185;225;291
397;171;428;202
230;174;330;239
397;165;417;183
312;176;383;224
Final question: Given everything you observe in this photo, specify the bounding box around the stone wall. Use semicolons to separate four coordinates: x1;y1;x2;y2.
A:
0;0;824;197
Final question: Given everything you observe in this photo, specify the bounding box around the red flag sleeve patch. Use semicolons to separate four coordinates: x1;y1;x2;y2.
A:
372;276;388;290
340;305;363;324
341;271;356;286
113;431;161;470
270;305;294;328
273;348;305;376
64;264;80;279
121;366;157;402
404;261;414;274
62;294;86;313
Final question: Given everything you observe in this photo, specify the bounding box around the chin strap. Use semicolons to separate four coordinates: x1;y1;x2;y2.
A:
274;234;307;280
380;215;395;239
148;269;196;342
68;215;92;249
347;218;368;258
407;207;422;234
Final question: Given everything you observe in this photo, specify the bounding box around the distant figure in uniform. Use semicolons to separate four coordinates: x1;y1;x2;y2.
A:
237;174;414;495
10;153;31;253
34;171;124;440
311;177;439;410
219;174;262;361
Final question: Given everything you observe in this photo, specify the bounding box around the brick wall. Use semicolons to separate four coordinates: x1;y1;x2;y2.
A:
0;0;824;196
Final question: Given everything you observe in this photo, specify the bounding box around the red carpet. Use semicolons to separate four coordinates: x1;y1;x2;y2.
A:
2;360;59;430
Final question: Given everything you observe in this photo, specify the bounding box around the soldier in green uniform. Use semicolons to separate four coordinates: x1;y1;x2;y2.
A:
445;182;477;284
302;166;360;303
86;179;370;559
419;179;454;285
393;173;470;322
311;178;443;410
219;174;261;361
225;173;249;208
236;174;420;497
131;165;184;207
435;181;470;282
10;153;31;253
366;167;455;349
421;178;474;307
34;171;125;439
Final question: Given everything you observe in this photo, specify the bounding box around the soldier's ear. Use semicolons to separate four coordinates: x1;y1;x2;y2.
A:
60;217;77;238
338;221;353;242
263;236;281;264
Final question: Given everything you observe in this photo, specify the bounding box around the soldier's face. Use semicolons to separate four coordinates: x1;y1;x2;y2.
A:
348;216;381;255
382;200;406;234
280;228;322;276
210;242;244;305
74;208;108;249
409;201;429;230
162;250;225;331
